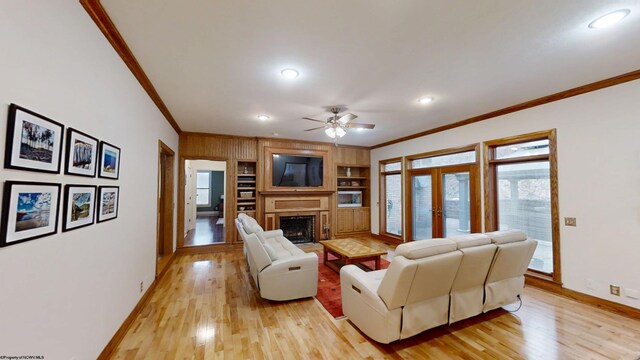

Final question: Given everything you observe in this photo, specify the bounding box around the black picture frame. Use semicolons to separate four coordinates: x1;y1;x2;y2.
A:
62;184;97;232
96;186;119;223
4;104;64;174
0;181;61;247
98;141;120;180
64;128;99;177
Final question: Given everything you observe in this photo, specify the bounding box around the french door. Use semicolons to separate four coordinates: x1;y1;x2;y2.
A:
407;164;478;240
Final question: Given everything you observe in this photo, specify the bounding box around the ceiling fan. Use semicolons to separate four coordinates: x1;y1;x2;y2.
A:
303;107;375;141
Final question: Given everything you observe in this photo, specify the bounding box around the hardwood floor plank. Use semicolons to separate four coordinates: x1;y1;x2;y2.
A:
109;239;640;359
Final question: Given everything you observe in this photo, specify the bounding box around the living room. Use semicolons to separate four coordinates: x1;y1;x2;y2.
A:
1;1;639;359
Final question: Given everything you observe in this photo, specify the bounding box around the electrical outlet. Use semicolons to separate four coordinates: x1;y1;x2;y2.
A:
564;217;577;226
610;284;621;296
140;281;144;293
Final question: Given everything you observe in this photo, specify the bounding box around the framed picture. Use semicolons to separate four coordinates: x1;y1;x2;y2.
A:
64;128;98;177
98;141;120;180
97;186;119;223
0;181;61;247
62;184;97;232
4;104;64;173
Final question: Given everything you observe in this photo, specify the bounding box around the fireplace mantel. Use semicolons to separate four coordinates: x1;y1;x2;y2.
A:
262;192;331;241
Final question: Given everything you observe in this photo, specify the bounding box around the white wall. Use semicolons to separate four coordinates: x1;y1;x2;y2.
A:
371;79;640;309
0;2;179;358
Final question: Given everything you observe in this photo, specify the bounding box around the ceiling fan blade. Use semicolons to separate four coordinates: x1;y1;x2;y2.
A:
304;126;326;131
302;117;326;123
337;113;357;124
346;123;375;129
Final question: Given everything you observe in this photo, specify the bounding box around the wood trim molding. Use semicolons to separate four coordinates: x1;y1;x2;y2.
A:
97;252;176;359
371;232;403;245
176;243;243;255
526;275;640;321
79;0;182;134
372;69;640;149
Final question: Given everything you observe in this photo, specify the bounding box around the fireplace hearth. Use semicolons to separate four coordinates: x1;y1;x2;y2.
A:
280;215;316;244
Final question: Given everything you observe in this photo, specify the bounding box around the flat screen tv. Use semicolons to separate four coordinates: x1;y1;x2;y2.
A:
272;154;323;187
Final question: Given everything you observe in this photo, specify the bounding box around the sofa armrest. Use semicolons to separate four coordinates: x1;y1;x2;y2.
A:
261;252;318;275
245;233;272;272
258;252;318;301
263;229;284;238
340;265;389;315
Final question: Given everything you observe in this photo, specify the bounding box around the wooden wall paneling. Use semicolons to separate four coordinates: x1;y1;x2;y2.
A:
335;146;370;166
265;213;275;231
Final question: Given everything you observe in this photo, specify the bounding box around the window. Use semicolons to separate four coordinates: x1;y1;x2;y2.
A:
196;171;211;206
380;158;402;238
485;130;560;282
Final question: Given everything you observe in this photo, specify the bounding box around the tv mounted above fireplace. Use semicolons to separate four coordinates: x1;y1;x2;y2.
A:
272;154;323;187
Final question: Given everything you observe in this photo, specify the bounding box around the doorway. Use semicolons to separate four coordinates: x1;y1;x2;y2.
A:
407;164;479;240
184;159;226;246
157;141;175;276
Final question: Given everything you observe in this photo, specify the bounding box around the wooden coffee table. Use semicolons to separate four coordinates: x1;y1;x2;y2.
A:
320;239;387;273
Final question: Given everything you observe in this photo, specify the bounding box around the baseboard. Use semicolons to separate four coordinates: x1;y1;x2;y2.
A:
371;232;403;245
526;275;640;321
176;243;243;255
97;252;176;359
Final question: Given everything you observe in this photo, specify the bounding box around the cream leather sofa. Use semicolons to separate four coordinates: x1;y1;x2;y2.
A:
235;214;318;301
340;230;536;343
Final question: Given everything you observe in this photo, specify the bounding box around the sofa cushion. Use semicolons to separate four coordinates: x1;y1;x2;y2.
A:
264;236;305;258
485;230;527;244
263;243;279;261
448;233;491;249
394;238;457;259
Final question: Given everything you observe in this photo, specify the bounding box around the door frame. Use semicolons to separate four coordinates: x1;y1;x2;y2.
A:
156;140;175;276
405;164;481;241
177;155;230;248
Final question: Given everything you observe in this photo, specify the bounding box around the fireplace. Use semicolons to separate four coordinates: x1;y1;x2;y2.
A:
279;215;316;244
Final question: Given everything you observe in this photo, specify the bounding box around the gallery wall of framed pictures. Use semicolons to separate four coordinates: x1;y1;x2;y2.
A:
1;103;122;248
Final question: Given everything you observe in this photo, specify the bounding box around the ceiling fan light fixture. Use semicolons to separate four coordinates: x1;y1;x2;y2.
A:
418;96;435;105
335;127;346;138
589;9;630;29
281;68;299;79
325;127;336;138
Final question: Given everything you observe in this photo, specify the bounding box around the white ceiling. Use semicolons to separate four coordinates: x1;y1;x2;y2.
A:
101;0;640;147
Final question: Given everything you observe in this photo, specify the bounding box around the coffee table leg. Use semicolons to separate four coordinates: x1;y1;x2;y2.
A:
323;247;328;266
375;257;380;270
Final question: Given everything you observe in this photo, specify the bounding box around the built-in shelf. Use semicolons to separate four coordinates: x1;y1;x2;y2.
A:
235;161;258;243
336;164;370;234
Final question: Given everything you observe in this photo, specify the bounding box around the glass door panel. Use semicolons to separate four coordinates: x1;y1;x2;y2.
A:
411;174;433;240
441;172;471;237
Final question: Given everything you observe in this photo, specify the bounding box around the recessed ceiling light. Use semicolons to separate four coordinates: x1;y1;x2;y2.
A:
272;132;279;136
257;114;270;121
418;96;434;105
356;128;364;132
281;68;299;79
589;9;630;29
417;96;435;105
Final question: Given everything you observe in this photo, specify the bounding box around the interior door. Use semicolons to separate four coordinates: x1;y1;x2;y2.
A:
408;164;477;240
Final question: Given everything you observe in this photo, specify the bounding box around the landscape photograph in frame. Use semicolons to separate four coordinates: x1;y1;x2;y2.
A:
97;186;119;223
4;104;64;173
62;184;97;232
98;141;120;180
0;181;61;247
65;128;98;177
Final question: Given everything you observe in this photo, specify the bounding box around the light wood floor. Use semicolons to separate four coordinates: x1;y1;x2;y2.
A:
112;239;640;359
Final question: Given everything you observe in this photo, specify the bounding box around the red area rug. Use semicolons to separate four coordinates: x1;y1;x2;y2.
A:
315;252;390;318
